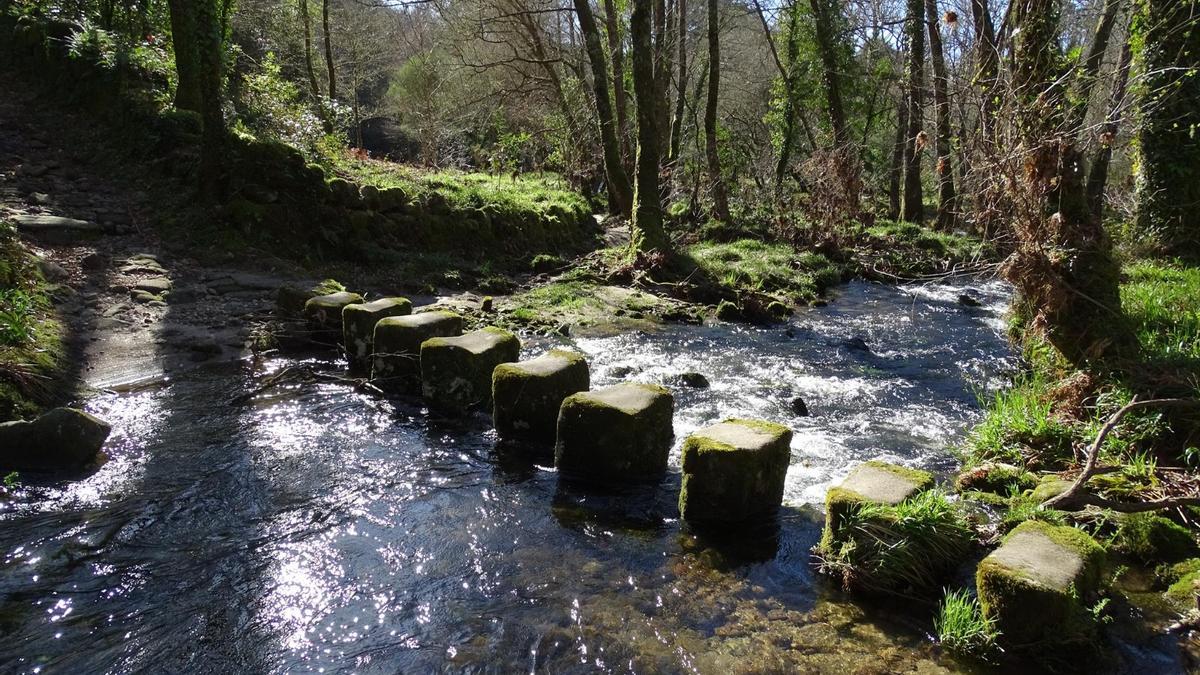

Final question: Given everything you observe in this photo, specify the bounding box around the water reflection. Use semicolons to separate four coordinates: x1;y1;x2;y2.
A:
1;280;1024;673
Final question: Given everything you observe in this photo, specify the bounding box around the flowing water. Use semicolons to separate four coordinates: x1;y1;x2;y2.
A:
0;280;1026;673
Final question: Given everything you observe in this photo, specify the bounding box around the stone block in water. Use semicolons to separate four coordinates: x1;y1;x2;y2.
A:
304;291;364;331
372;311;464;385
492;350;590;442
555;383;674;485
976;520;1105;646
0;407;112;471
342;297;412;367
420;327;520;411
679;419;792;524
821;460;933;546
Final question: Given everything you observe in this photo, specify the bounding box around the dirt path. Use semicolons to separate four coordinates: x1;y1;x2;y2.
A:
0;73;308;396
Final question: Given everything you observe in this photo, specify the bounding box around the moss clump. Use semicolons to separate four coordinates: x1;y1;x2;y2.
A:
976;521;1106;650
678;419;792;524
954;462;1038;495
1110;512;1197;563
492;349;590;443
686;239;842;305
1161;558;1200;608
817;488;971;594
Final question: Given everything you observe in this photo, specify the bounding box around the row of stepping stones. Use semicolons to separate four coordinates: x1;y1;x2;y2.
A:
299;290;795;525
825;461;1106;646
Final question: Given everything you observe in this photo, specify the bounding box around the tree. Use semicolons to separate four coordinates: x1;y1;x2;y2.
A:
1006;0;1129;365
1135;0;1200;258
668;0;688;162
1086;41;1133;221
809;0;847;145
575;0;635;216
167;0;226;200
602;0;631;166
322;0;336;99
924;0;955;229
704;0;729;221
901;0;924;223
630;0;670;253
299;0;321;99
167;0;201;112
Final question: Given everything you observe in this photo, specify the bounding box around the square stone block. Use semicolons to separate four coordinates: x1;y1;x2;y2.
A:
372;311;464;385
977;520;1105;646
420;327;520;411
493;350;590;442
342;297;412;367
821;460;933;548
679;419;792;524
304;291;364;331
555;383;674;485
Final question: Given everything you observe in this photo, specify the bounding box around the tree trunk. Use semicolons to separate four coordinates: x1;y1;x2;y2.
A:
809;0;847;145
925;0;955;229
1135;0;1200;258
299;0;321;99
1008;0;1129;365
971;0;998;145
630;0;669;253
652;0;672;152
167;0;201;112
603;0;630;165
668;0;687;162
902;0;925;223
322;0;336;100
576;0;635;216
704;0;729;221
1066;0;1122;136
888;87;909;221
1086;41;1132;222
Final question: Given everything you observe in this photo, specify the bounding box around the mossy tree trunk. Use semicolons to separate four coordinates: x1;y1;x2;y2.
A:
166;0;201;113
925;0;955;229
809;0;848;146
704;0;729;222
630;0;670;254
1087;41;1133;221
887;85;908;221
575;0;635;217
195;0;226;202
1135;0;1200;259
602;0;631;169
901;0;925;224
1007;0;1131;365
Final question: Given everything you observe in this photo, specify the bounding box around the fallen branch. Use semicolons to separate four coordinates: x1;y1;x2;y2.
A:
1042;397;1200;510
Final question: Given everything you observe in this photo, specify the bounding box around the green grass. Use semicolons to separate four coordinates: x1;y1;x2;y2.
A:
965;375;1074;466
858;220;984;275
685;239;842;304
817;490;973;593
328;152;590;221
934;588;997;658
0;222;63;421
1121;261;1200;363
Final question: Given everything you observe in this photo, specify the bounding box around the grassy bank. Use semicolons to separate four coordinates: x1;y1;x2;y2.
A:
0;220;62;421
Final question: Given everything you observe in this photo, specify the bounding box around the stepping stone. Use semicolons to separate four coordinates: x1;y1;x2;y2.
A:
372;311;464;385
0;407;111;471
420;327;520;411
977;521;1105;646
304;291;364;331
12;213;103;234
134;277;171;294
555;383;674;485
821;460;933;545
492;349;590;442
342;297;412;368
679;419;792;524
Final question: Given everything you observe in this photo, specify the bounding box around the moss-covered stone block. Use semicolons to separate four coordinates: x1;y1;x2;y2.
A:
492;350;590;442
820;460;933;550
679;419;792;524
0;407;112;471
420;327;520;411
372;311;464;386
555;383;674;485
304;291;364;331
976;520;1106;647
342;297;412;367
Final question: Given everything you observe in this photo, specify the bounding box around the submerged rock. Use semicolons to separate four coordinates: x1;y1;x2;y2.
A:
957;292;982;307
673;372;710;389
976;520;1105;647
679;419;792;524
372;311;464;387
0;407;111;471
342;297;412;368
789;396;809;416
421;327;520;411
555;383;674;485
493;349;590;442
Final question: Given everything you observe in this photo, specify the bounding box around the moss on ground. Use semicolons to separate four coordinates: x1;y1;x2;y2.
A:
685;239;842;306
